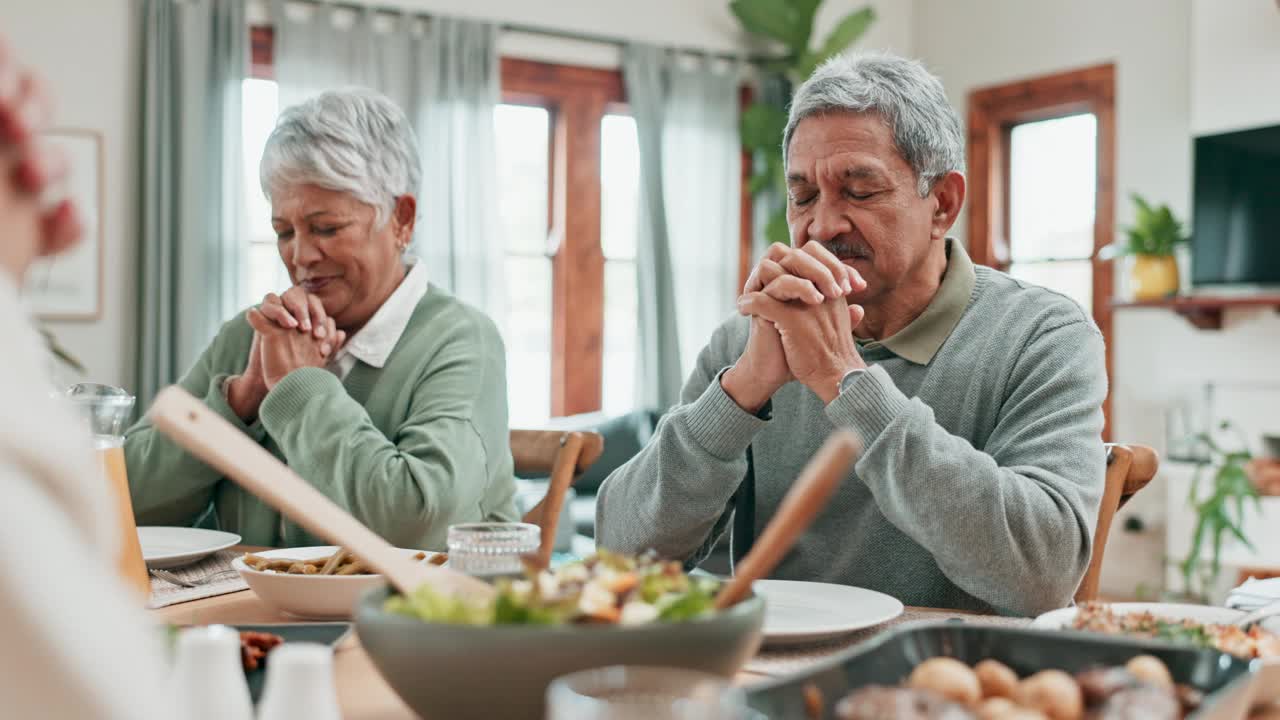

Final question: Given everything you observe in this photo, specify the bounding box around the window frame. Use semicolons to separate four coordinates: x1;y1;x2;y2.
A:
967;64;1116;438
500;58;625;416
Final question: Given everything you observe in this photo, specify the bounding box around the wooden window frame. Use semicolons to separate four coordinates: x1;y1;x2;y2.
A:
967;64;1116;438
500;58;624;416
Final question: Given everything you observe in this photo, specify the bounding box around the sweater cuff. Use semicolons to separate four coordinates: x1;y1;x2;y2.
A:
259;368;345;434
824;364;910;448
681;368;770;461
207;373;267;442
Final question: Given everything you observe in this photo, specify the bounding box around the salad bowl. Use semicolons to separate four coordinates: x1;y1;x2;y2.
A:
354;584;764;719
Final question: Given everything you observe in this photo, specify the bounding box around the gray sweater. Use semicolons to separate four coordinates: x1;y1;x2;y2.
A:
596;253;1107;617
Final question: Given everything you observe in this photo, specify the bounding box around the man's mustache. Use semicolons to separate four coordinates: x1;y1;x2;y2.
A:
818;238;872;260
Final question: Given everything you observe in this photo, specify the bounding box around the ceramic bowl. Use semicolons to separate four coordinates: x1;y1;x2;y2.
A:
232;546;438;620
354;585;765;719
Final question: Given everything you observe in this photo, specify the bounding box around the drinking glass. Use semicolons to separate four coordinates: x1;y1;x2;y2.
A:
446;522;540;578
62;382;149;598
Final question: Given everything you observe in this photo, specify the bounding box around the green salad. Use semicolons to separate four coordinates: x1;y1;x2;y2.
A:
384;550;721;626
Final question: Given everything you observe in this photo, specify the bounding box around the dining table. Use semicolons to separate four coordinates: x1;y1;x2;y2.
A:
150;546;1035;720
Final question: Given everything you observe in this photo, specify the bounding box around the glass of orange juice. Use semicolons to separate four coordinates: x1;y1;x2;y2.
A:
63;383;150;600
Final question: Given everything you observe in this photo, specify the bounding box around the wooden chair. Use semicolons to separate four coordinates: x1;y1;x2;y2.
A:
511;429;605;569
1074;443;1160;602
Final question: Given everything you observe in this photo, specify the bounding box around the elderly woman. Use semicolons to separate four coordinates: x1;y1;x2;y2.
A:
125;88;517;549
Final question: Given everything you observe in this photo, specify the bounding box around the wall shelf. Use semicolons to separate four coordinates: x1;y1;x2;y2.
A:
1112;294;1280;330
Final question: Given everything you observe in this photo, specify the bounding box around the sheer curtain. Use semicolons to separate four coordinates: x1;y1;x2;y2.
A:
268;2;504;317
663;56;743;377
623;44;742;412
137;0;246;410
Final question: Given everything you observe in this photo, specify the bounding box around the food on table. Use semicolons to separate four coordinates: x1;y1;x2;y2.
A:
1071;602;1280;659
1012;670;1082;720
908;657;983;706
238;630;283;671
803;683;825;719
835;654;1200;720
384;549;721;627
974;659;1019;699
836;685;974;720
242;548;428;576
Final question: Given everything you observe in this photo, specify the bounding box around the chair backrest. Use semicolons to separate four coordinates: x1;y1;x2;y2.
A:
1074;443;1159;603
510;429;605;477
511;429;605;568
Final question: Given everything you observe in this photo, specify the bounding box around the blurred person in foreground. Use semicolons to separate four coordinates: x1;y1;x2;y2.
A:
0;35;166;720
124;88;516;549
597;53;1107;617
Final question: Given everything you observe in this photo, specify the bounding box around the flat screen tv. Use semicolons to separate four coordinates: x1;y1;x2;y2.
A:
1191;123;1280;288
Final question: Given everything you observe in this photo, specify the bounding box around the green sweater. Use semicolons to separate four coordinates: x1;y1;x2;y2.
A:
125;285;518;549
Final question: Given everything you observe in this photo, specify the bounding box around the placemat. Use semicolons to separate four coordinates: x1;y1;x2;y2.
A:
148;549;248;609
744;607;1032;677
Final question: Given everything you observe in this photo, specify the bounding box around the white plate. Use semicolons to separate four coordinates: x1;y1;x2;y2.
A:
755;580;904;646
138;526;241;569
1033;602;1280;633
233;546;439;620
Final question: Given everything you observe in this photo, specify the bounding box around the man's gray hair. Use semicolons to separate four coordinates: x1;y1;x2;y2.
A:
260;88;422;226
783;52;965;197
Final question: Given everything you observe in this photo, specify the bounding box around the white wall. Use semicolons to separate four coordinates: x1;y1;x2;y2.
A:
914;0;1280;598
0;0;140;389
1191;0;1280;135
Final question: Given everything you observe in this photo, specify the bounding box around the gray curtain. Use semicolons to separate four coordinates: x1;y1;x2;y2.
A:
622;45;684;412
270;2;504;316
623;45;742;412
663;55;742;378
137;0;246;410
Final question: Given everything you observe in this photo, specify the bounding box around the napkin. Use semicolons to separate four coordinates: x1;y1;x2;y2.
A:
148;550;249;609
1225;576;1280;611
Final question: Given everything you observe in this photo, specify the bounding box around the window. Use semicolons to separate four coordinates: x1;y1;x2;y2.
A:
1007;113;1097;314
599;114;640;417
968;65;1116;436
494;104;554;426
241;77;284;308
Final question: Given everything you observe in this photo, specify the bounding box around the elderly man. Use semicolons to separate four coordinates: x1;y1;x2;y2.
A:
596;52;1106;617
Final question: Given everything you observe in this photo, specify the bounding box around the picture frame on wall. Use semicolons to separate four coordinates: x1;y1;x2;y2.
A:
22;128;104;320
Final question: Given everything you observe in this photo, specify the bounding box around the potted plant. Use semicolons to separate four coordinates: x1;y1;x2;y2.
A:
730;0;876;247
1102;193;1188;301
1178;422;1259;602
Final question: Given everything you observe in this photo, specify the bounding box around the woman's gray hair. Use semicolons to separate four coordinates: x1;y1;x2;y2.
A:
260;88;422;227
783;51;964;197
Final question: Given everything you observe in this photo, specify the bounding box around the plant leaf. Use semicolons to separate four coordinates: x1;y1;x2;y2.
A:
740;103;789;152
748;168;773;195
785;0;822;51
730;0;806;52
38;327;86;374
799;7;876;79
765;210;790;246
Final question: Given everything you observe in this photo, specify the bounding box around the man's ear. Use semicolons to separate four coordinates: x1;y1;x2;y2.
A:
929;171;966;241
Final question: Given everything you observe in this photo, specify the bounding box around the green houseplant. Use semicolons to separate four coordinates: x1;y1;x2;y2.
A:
1103;193;1189;301
1178;422;1259;602
730;0;876;247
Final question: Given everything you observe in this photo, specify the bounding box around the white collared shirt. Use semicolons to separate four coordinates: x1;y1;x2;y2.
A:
327;260;430;380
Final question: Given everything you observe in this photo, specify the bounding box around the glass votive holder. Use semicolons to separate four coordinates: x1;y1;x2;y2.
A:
446;522;540;578
546;666;748;720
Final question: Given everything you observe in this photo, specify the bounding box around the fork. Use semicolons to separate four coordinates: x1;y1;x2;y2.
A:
149;568;240;588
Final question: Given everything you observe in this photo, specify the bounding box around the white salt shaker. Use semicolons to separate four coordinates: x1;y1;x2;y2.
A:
256;643;341;720
171;625;254;720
